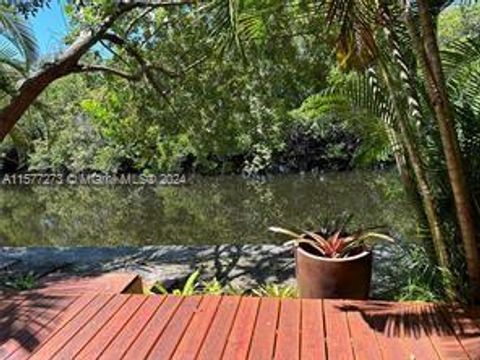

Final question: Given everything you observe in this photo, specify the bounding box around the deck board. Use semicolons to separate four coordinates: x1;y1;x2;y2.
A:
441;304;480;359
146;296;202;359
400;302;440;360
75;295;146;360
248;298;280;360
34;273;140;295
120;295;181;359
273;299;300;360
28;294;112;359
100;296;166;360
420;303;469;360
172;295;222;360
300;299;326;360
366;302;412;359
0;290;478;359
0;294;77;360
324;300;355;360
52;294;128;359
6;294;95;360
222;297;260;360
345;302;383;360
196;296;240;360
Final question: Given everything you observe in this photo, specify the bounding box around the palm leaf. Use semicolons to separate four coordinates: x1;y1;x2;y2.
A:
268;226;302;238
0;10;38;66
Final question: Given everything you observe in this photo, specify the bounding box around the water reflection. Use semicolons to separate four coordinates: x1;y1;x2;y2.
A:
0;171;416;246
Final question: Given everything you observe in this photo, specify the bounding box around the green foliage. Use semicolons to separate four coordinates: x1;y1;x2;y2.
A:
152;270;201;296
438;3;480;45
251;283;297;298
291;77;393;167
379;244;451;303
3;272;37;291
21;76;104;173
2;2;355;175
0;6;38;67
4;0;480;301
0;5;38;98
151;270;297;298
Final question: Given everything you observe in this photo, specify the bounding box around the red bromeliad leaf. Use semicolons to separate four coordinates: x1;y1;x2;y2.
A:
296;238;326;256
270;222;394;258
303;230;329;247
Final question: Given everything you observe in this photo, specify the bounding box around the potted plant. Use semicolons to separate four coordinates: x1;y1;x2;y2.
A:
269;216;394;299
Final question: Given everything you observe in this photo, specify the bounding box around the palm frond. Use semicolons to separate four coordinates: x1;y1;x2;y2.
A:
443;35;480;76
0;9;38;67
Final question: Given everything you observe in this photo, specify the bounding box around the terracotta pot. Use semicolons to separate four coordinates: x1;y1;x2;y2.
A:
295;244;372;299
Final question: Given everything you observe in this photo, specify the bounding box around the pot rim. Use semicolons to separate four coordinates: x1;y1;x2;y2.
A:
296;245;371;262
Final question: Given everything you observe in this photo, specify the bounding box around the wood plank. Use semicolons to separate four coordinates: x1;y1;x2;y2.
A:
172;295;222;360
0;295;77;360
345;303;382;360
0;295;55;345
323;300;354;360
274;299;301;360
52;295;129;359
99;296;166;360
0;302;35;345
2;292;478;360
36;273;140;295
361;301;411;360
399;302;440;360
223;297;260;360
29;294;112;359
146;296;203;360
467;306;480;331
248;297;280;360
441;304;480;359
196;296;241;360
300;299;326;360
8;295;95;360
75;295;146;360
120;295;182;360
419;303;468;359
0;298;25;315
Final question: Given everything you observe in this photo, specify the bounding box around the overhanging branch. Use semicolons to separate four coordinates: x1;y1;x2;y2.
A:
0;1;195;141
72;64;142;81
101;32;180;78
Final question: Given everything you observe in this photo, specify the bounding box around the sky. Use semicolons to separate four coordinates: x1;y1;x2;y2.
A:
30;2;70;56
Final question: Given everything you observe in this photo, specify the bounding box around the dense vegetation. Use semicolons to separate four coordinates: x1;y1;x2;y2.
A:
2;1;480;302
1;3;477;176
0;2;386;175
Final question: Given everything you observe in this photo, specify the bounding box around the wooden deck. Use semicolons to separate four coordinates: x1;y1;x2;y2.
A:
1;274;480;359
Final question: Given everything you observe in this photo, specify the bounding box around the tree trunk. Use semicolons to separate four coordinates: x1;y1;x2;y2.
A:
0;4;140;142
0;67;69;141
0;28;103;142
377;4;451;285
379;66;451;280
417;0;480;302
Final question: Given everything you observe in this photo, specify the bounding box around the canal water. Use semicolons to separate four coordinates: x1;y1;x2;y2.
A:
0;171;416;246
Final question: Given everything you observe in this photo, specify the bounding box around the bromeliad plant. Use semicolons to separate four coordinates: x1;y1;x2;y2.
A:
269;219;394;258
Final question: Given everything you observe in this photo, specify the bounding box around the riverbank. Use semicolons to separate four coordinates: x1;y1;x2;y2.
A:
0;244;401;297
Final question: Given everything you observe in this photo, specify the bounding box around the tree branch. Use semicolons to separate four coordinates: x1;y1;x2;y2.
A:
102;32;180;77
126;8;155;35
72;64;141;81
0;1;195;141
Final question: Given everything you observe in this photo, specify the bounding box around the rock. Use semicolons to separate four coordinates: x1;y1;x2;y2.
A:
0;244;399;295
